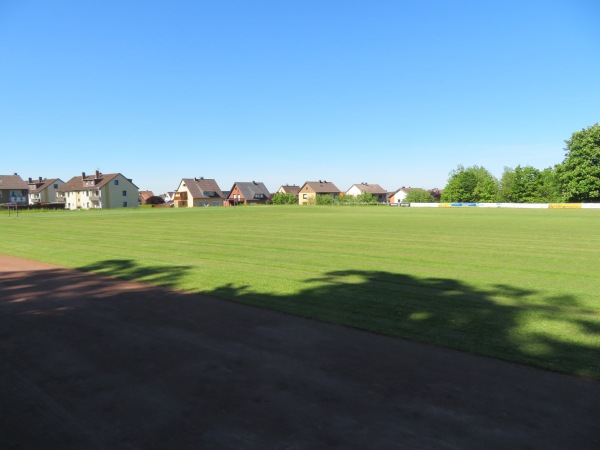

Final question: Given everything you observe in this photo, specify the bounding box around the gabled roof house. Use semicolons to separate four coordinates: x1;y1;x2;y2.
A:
227;181;271;205
161;192;176;202
346;183;389;203
27;177;65;205
389;187;427;203
138;190;155;205
298;180;342;205
0;173;29;205
59;170;139;210
174;178;225;207
277;185;301;196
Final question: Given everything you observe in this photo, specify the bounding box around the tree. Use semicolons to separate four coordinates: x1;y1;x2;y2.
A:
440;165;499;202
498;167;517;202
498;166;540;202
538;166;562;202
404;189;435;203
498;165;562;203
145;196;165;205
556;123;600;202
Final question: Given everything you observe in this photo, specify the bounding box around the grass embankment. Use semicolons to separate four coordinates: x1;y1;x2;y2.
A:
2;206;599;379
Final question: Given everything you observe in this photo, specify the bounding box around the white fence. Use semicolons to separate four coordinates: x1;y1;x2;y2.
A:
406;203;600;209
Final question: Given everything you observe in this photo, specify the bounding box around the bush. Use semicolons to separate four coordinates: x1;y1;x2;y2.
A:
271;193;297;205
146;196;165;205
405;190;435;203
316;194;334;205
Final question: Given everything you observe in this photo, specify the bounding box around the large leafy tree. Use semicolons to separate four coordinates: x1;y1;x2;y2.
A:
538;167;562;202
441;165;498;202
556;123;600;202
498;167;517;202
498;165;561;203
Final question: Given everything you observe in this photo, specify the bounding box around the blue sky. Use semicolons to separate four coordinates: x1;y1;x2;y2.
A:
1;0;599;194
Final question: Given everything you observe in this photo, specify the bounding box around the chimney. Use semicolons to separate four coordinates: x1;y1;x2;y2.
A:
82;172;86;178
95;170;100;179
28;177;32;183
39;176;42;182
14;172;18;176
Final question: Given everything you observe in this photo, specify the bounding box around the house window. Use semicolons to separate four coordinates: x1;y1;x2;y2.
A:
54;184;58;189
123;202;127;207
122;190;127;196
303;194;307;199
114;180;119;186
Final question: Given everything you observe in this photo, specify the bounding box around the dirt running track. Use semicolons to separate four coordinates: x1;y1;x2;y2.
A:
0;255;599;449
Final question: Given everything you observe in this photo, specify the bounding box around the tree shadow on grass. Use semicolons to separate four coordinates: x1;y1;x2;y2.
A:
76;259;192;290
207;270;600;379
8;258;598;379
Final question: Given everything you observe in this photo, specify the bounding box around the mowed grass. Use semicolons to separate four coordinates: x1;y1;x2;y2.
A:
2;206;599;379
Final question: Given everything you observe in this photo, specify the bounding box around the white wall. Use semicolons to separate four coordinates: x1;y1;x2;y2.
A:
408;203;600;209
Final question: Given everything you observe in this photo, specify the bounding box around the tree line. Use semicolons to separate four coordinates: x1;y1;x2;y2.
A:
441;123;600;203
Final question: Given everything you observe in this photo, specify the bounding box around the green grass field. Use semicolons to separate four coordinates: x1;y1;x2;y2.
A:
2;206;599;379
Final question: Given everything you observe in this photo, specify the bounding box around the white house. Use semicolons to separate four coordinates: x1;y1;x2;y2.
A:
346;183;389;203
27;177;65;205
59;171;139;210
389;187;427;203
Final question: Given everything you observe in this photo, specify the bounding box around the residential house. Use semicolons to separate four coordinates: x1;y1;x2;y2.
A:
277;184;301;196
389;187;427;203
346;183;389;203
174;178;225;207
226;181;271;205
0;173;28;205
298;181;342;205
160;192;176;202
138;190;155;205
27;177;65;205
60;171;139;210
